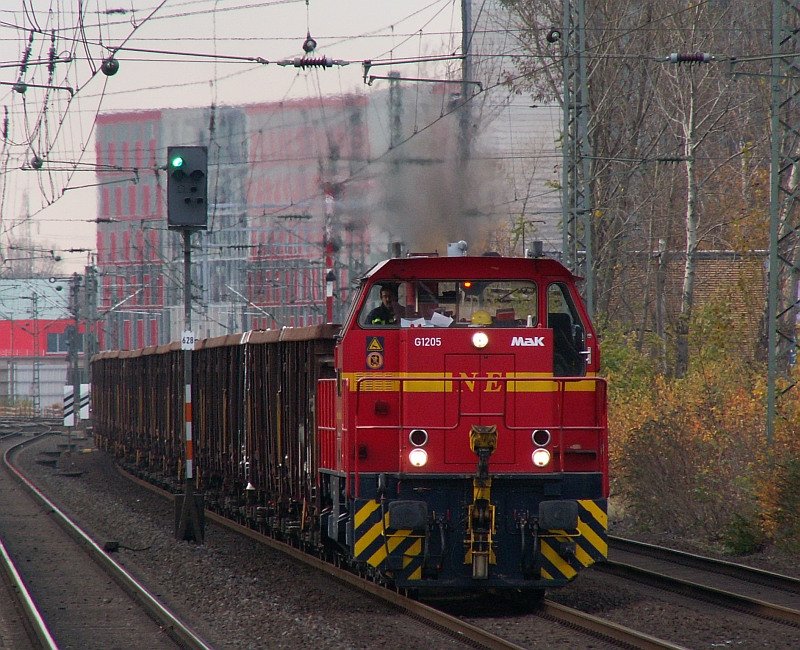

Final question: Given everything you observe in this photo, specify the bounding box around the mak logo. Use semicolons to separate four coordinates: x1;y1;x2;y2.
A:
511;336;545;347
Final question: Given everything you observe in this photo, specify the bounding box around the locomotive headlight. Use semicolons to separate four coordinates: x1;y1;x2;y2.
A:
531;448;551;468
408;448;428;467
471;331;489;349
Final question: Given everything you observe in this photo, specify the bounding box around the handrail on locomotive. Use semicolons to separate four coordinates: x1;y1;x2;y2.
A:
342;374;607;499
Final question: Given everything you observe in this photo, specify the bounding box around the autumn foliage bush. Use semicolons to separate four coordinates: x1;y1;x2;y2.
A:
603;301;800;554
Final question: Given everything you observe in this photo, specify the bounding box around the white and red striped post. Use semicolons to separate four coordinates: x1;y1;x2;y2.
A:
324;185;335;323
184;383;193;480
175;229;204;543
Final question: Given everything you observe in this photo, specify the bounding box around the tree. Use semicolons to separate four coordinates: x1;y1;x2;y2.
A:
501;0;771;374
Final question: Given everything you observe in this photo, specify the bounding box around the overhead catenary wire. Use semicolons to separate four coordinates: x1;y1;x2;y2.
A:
0;1;172;245
1;0;771;270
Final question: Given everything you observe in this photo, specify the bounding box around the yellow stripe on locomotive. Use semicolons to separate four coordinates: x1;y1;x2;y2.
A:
346;371;601;393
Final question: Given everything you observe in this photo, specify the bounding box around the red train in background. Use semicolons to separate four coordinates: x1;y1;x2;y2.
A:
92;247;608;597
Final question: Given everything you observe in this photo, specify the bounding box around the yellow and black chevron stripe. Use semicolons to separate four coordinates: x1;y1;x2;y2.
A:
539;498;608;582
352;499;425;581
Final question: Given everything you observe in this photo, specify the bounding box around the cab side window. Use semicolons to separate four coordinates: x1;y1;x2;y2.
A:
547;284;586;376
359;284;406;327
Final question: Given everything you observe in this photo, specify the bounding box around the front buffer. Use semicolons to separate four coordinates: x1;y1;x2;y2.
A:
347;433;607;591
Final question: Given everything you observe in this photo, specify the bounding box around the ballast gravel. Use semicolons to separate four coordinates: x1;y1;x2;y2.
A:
13;430;800;650
14;432;469;649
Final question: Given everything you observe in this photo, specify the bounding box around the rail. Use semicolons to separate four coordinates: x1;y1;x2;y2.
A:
3;433;213;650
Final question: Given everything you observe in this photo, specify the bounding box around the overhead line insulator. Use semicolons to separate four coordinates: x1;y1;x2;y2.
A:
276;56;349;69
666;52;714;64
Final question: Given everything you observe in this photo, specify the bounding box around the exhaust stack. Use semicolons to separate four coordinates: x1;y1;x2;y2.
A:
447;240;468;256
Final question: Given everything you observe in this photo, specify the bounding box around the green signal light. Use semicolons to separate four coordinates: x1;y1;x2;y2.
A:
170;155;185;169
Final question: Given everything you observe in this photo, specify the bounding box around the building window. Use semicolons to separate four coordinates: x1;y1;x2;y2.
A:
47;331;83;354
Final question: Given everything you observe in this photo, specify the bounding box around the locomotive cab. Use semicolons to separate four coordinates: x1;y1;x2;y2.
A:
316;253;608;593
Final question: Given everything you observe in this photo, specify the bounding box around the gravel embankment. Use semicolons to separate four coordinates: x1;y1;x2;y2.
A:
14;432;469;650
13;430;800;650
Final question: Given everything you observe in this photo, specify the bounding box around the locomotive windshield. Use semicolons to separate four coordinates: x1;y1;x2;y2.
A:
359;279;538;328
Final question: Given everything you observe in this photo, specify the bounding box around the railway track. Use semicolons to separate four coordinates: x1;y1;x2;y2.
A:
13;426;799;649
120;463;683;649
604;535;800;628
0;428;60;650
120;465;530;649
202;507;688;649
0;427;211;649
0;533;52;649
535;600;684;649
10;427;683;649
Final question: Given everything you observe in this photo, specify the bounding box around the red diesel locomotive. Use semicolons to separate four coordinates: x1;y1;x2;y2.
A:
92;249;607;596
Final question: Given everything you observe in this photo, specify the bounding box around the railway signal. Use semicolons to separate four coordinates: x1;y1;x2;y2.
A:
165;144;208;542
167;145;208;230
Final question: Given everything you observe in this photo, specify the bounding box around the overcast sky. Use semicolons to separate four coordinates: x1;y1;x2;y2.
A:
0;1;464;272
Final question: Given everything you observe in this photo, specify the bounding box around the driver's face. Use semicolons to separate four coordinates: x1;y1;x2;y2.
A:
380;291;394;304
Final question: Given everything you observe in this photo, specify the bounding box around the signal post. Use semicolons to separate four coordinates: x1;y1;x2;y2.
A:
167;145;207;543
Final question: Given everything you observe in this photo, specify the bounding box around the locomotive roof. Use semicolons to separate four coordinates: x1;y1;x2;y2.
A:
361;255;577;284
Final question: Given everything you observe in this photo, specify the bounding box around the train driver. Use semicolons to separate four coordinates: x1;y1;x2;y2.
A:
366;285;406;325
